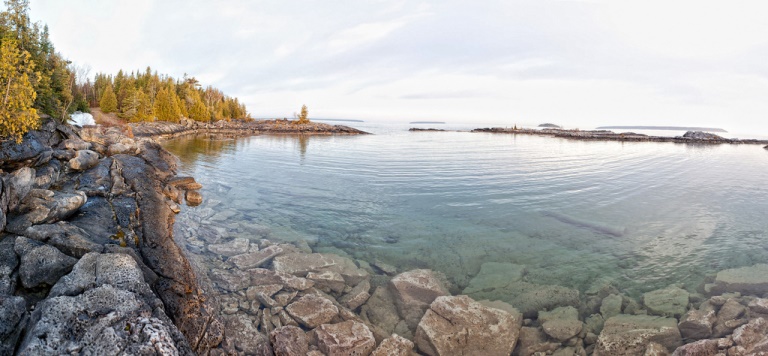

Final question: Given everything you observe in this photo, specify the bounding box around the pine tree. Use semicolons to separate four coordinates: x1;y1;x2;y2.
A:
99;84;117;113
0;39;39;142
153;86;181;122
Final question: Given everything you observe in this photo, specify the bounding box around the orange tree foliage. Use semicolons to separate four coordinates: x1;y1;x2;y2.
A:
0;39;38;142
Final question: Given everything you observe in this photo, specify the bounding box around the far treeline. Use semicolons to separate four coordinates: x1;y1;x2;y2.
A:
0;0;250;142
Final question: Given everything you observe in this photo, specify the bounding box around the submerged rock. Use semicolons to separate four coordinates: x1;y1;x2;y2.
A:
678;301;716;340
711;264;768;296
462;262;526;296
273;252;369;286
270;325;308;356
285;294;338;328
414;295;522;356
643;286;690;318
595;315;682;355
315;320;376;356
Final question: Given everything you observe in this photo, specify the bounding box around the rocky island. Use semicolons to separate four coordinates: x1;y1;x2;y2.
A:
130;118;369;139
2;119;768;355
471;127;768;145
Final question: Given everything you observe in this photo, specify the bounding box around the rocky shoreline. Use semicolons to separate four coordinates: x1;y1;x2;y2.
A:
471;127;768;145
130;118;369;140
1;121;768;355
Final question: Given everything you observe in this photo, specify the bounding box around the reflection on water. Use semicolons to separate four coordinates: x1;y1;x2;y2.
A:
164;126;768;298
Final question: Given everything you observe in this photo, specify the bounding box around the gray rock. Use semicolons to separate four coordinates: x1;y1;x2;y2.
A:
389;269;450;330
682;131;725;140
0;130;49;168
18;241;77;288
360;286;401;335
0;295;26;356
0;237;19;295
315;320;376;356
32;159;61;190
17;251;191;355
60;138;92;151
68;149;99;171
229;245;284;269
711;264;768;296
414;295;522;356
643;286;690;318
595;315;683;355
5;189;87;233
6;167;35;213
75;157;112;196
107;142;136;156
19;222;104;258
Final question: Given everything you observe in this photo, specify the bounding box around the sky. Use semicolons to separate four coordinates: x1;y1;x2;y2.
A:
29;0;768;134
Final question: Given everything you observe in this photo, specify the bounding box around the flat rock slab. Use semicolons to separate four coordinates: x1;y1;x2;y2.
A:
17;239;77;289
414;295;522;356
463;262;526;295
643;286;690;318
315;320;376;356
286;294;339;329
270;325;308;356
207;238;250;257
712;264;768;296
371;334;414;356
273;252;369;286
229;245;283;269
595;315;683;356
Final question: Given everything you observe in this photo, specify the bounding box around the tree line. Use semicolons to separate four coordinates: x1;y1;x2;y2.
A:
0;0;250;142
84;68;249;123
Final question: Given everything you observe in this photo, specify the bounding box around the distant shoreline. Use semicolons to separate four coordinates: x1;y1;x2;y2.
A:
410;121;446;124
470;127;768;145
595;125;728;133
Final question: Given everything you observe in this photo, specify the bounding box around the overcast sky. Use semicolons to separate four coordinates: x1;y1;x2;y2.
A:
29;0;768;134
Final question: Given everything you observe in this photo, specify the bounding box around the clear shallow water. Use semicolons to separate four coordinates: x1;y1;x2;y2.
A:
163;122;768;297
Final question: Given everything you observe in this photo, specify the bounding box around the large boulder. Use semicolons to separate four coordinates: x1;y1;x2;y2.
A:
414;295;522;356
18;222;104;258
595;315;683;356
5;189;87;233
5;167;35;213
359;286;401;335
643;286;690;318
389;269;450;329
68;149;99;171
710;264;768;296
16;237;77;289
539;306;584;342
671;339;718;356
509;282;581;318
0;237;18;295
16;252;191;355
315;320;376;356
677;301;716;340
221;314;273;355
731;317;768;355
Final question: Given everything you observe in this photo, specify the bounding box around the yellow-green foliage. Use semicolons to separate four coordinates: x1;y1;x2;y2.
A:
99;85;117;113
298;104;309;124
0;39;39;142
153;86;181;122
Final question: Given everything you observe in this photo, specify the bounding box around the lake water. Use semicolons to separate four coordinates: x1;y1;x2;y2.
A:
163;122;768;298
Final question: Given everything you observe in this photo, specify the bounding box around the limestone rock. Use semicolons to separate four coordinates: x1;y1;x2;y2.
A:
207;238;250;257
60;138;92;151
315;320;376;356
731;317;768;354
307;270;347;294
68;149;99;171
270;325;308;356
713;299;746;337
340;279;371;310
510;282;581;318
595;315;683;356
6;167;35;212
711;264;768;296
643;286;690;318
18;240;78;288
20;222;104;258
644;342;670;356
462;262;526;295
600;294;623;320
286;294;339;328
0;237;19;295
229;245;284;269
414;295;522;356
671;339;718;356
389;269;450;329
107;142;136;156
222;314;273;355
371;334;414;356
360;286;401;335
677;302;716;340
748;298;768;314
185;190;202;206
273;252;369;286
0;295;26;356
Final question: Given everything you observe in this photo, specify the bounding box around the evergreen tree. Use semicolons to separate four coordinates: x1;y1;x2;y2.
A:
153;86;181;122
0;39;38;142
298;104;309;124
99;84;117;113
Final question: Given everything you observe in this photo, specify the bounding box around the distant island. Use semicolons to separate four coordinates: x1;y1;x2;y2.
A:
596;125;728;133
538;123;562;128
313;118;365;123
410;121;446;124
